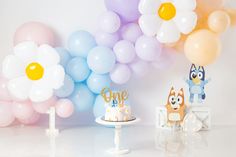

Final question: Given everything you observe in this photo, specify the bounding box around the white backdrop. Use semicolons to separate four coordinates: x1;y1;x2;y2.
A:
0;0;235;126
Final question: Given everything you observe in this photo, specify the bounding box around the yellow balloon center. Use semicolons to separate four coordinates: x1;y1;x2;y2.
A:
158;2;176;21
25;62;44;80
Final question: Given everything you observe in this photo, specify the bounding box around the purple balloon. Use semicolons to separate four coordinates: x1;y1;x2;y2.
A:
99;11;121;33
121;23;143;43
113;40;136;63
151;47;176;70
104;0;140;22
95;31;120;48
129;59;150;77
110;64;131;84
135;35;163;61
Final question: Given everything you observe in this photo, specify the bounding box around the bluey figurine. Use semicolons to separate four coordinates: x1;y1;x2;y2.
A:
185;64;210;103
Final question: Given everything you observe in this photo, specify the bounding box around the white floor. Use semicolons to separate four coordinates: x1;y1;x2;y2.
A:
0;125;235;157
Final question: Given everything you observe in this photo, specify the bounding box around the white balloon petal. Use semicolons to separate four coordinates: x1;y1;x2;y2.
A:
14;41;37;64
174;11;197;34
173;0;196;11
44;65;65;89
37;44;60;67
30;82;53;102
139;15;162;36
2;55;25;79
156;21;181;43
183;112;202;133
7;76;31;100
139;0;161;14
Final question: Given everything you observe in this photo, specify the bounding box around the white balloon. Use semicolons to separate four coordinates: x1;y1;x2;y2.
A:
29;81;53;102
173;0;196;11
183;112;202;133
2;55;25;79
174;11;197;34
139;15;162;36
44;65;65;89
139;0;161;14
7;76;31;100
156;21;181;43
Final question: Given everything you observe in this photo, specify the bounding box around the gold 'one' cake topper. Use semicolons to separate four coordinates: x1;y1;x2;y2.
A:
101;87;128;107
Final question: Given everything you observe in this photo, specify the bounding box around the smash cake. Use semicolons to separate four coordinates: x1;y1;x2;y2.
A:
101;88;133;122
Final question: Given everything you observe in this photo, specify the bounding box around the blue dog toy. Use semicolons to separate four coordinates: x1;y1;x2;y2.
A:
185;64;210;103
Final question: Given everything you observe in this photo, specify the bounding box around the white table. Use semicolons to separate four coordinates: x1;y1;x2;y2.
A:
96;116;140;155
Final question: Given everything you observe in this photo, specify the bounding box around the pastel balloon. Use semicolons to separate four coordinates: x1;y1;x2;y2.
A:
55;99;74;118
14;22;55;46
87;46;116;74
0;101;15;127
70;83;95;112
99;11;121;33
55;47;72;67
208;11;230;33
66;57;91;82
13;101;34;120
135;35;162;61
104;0;140;22
110;64;131;84
0;76;12;101
121;23;143;43
18;112;40;125
225;8;236;26
197;0;224;14
95;31;120;48
87;73;112;94
55;75;75;98
184;29;221;66
114;40;136;63
93;95;106;118
151;48;175;70
129;59;150;77
32;96;57;114
67;31;96;58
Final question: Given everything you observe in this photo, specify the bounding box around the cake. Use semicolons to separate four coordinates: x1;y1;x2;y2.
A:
105;104;132;122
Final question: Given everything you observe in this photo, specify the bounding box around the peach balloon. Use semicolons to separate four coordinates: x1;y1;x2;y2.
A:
208;10;230;33
224;8;236;26
55;99;74;118
184;29;221;66
197;0;224;14
14;22;55;46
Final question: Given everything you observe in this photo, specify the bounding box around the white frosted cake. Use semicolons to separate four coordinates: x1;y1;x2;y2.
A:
105;105;132;122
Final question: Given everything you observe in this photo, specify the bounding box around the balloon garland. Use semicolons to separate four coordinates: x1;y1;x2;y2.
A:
0;0;235;127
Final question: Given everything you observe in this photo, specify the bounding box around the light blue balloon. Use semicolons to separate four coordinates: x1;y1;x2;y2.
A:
87;46;116;74
54;75;75;98
67;30;97;58
93;95;106;118
87;73;111;94
66;57;91;82
70;83;95;112
55;47;72;67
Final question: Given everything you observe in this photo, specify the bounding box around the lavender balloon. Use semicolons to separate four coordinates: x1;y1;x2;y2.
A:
99;11;121;33
110;64;131;84
129;59;150;77
135;35;163;61
104;0;140;22
114;40;136;64
95;31;120;48
121;23;143;43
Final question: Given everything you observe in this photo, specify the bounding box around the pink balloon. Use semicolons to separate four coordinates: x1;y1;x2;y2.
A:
151;48;175;70
18;112;40;125
32;96;57;114
13;101;34;120
129;59;150;77
0;76;12;101
14;21;55;46
110;64;131;84
0;101;15;127
55;99;74;118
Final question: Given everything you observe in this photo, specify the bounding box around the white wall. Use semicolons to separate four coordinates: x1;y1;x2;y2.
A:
0;0;235;126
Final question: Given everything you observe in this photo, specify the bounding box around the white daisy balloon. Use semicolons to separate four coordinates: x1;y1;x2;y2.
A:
2;41;65;102
139;0;197;43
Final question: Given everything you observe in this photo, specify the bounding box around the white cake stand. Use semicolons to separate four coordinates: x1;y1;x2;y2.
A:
96;116;140;155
